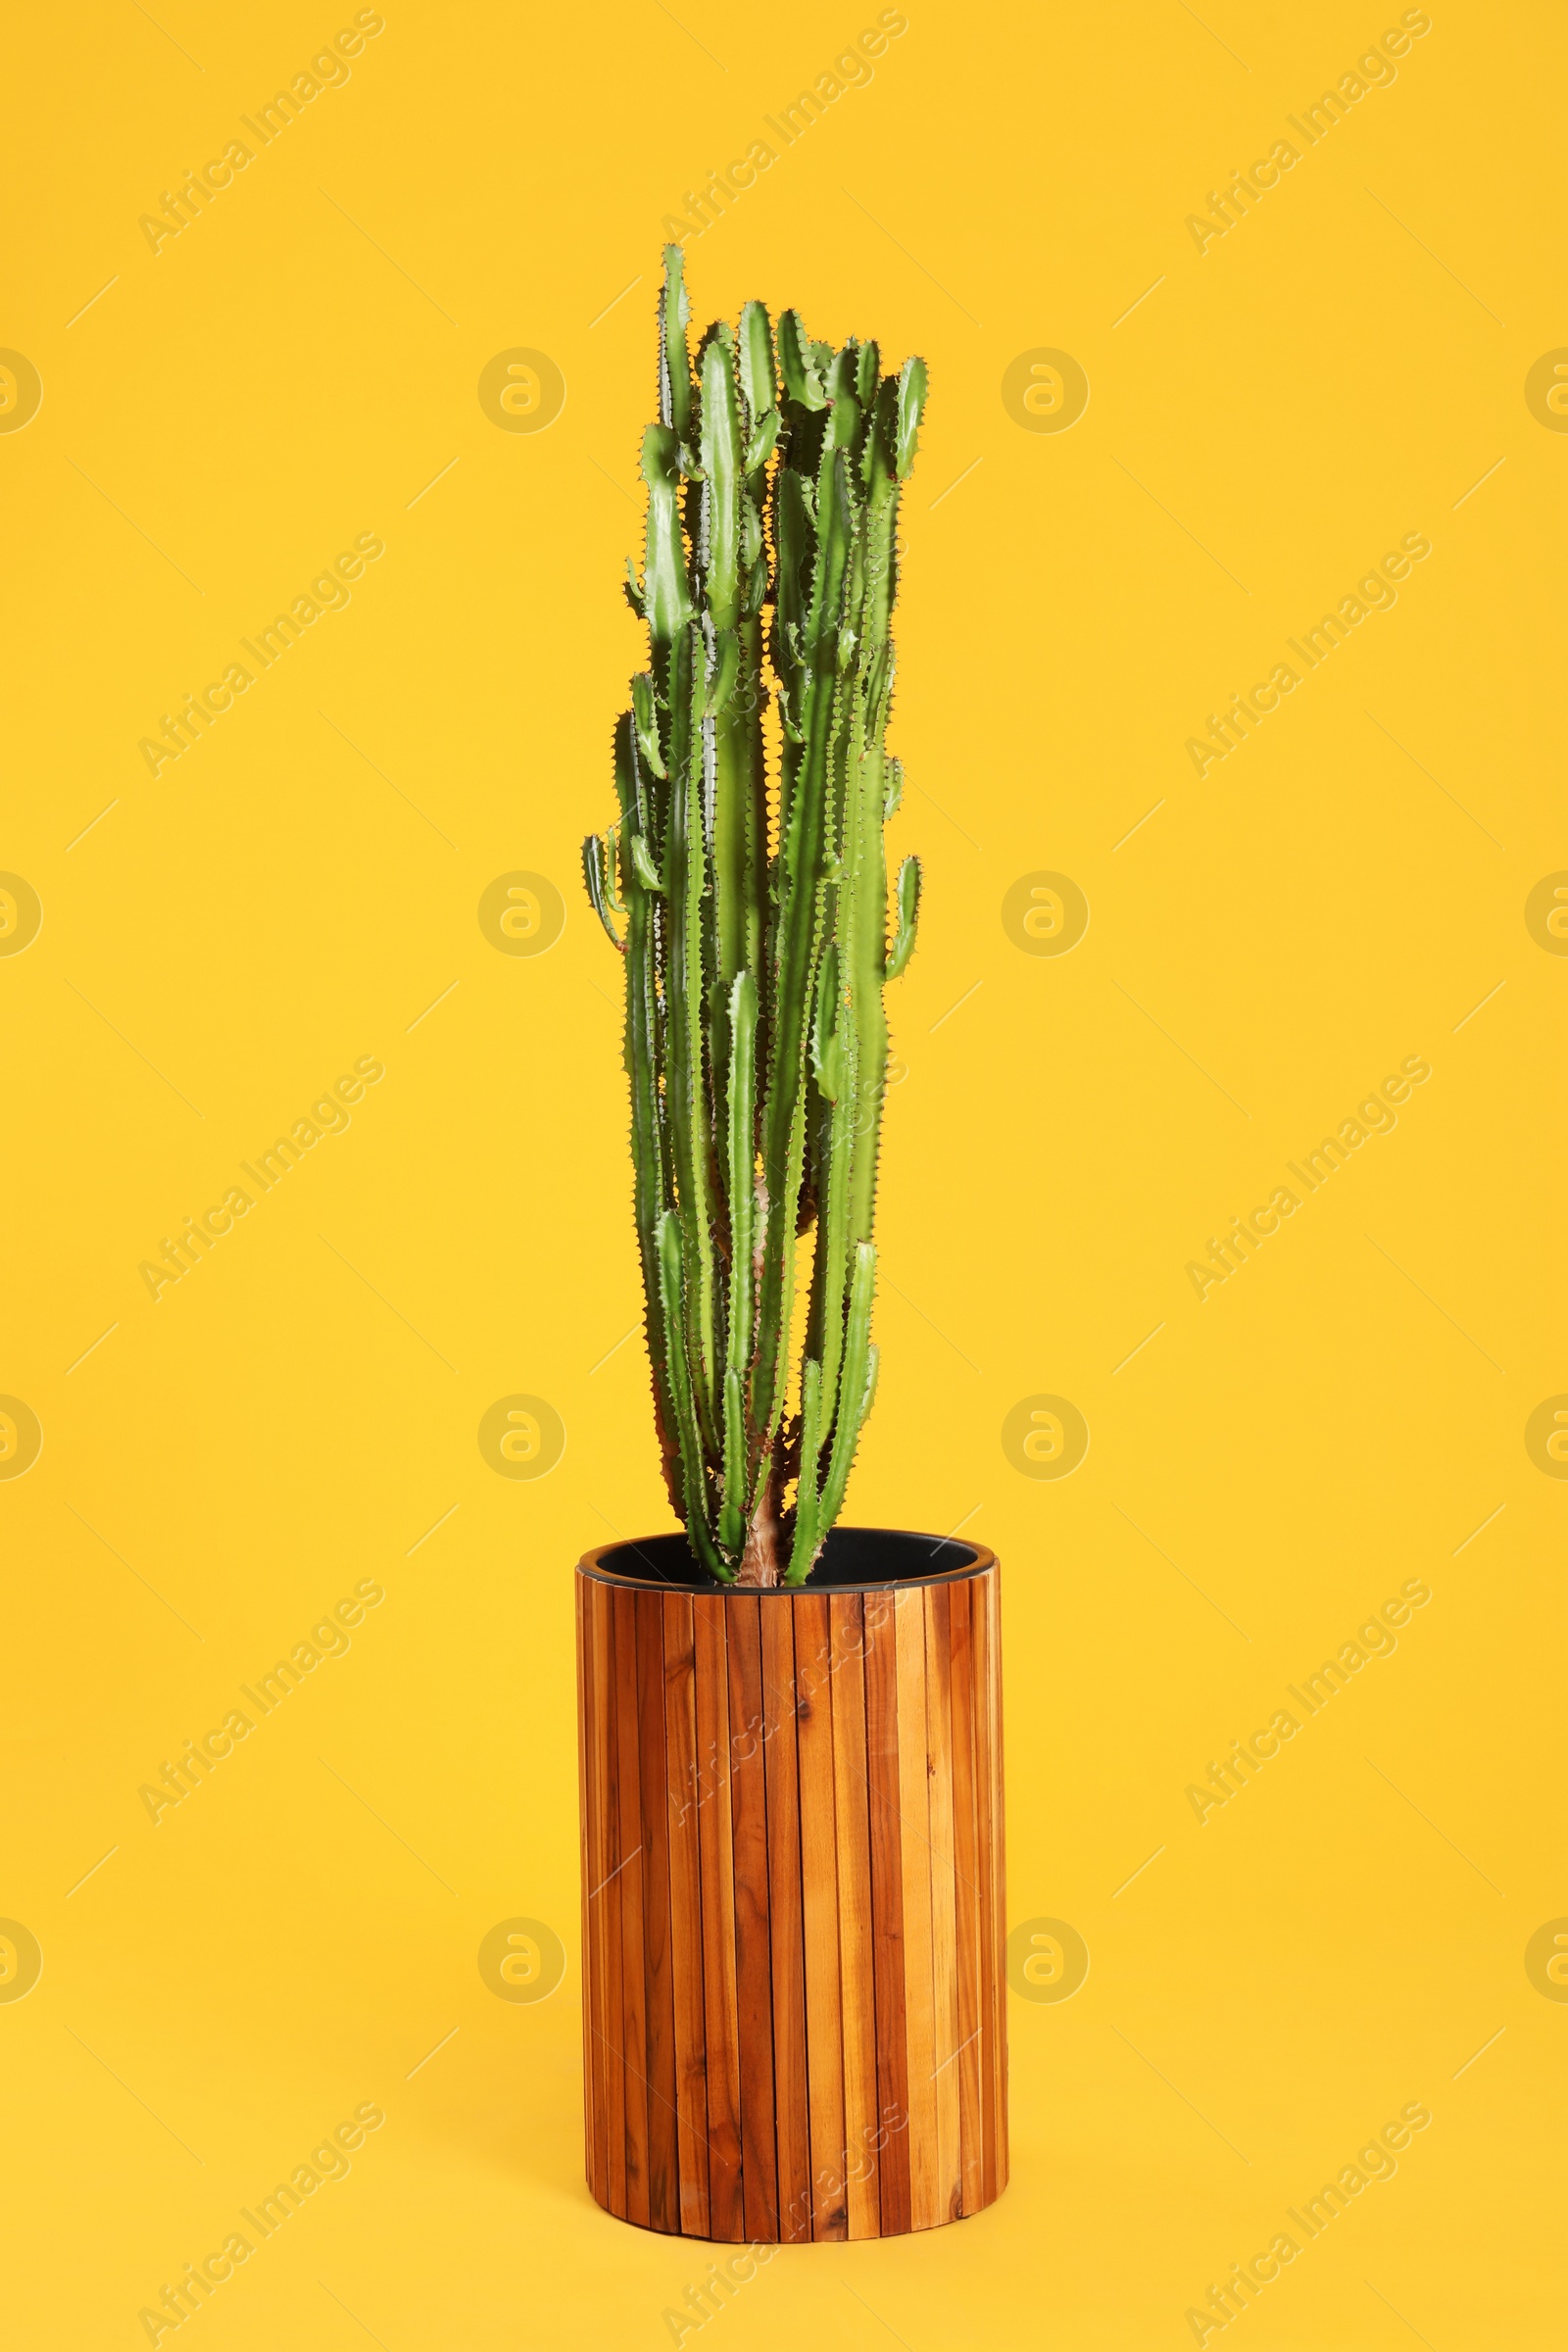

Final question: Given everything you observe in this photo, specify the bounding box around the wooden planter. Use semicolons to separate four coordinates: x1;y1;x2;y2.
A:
574;1532;1006;2241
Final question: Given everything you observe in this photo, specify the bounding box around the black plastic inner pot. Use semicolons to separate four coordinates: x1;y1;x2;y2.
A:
582;1526;987;1593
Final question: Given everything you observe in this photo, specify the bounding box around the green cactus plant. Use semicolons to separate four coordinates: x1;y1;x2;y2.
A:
584;247;926;1587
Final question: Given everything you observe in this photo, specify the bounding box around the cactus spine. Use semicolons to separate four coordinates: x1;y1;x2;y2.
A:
585;248;926;1587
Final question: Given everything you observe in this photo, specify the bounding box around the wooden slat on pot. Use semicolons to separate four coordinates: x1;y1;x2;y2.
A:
829;1592;878;2239
895;1586;938;2229
693;1593;744;2239
863;1587;910;2234
924;1585;962;2222
637;1592;677;2230
612;1587;651;2226
584;1576;610;2207
988;1566;1009;2190
796;1589;848;2240
947;1576;985;2215
761;1599;810;2242
574;1574;594;2194
727;1594;779;2240
970;1568;1001;2208
594;1580;625;2220
597;1577;626;2215
662;1592;710;2235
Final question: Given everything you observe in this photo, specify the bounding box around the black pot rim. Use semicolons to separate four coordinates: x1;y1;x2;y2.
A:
577;1524;996;1594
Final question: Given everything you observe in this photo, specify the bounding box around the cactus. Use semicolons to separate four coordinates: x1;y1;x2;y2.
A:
584;248;926;1587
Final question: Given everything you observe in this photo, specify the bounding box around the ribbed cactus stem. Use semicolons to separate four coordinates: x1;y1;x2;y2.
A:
584;249;927;1586
720;969;758;1554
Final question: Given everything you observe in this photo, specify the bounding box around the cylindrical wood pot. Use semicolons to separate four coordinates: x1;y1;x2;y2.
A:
574;1528;1006;2241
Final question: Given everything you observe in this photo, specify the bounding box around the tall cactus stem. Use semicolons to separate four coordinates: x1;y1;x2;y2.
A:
585;252;927;1584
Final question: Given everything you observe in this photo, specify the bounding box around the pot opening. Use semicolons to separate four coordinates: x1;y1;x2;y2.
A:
582;1525;990;1593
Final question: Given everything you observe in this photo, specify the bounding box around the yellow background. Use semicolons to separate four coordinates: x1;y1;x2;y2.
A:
7;0;1564;2342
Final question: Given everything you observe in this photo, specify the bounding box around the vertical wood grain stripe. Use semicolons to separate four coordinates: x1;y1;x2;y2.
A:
971;1570;1001;2208
796;1590;848;2240
947;1577;985;2216
761;1599;810;2241
988;1569;1009;2189
829;1592;879;2240
925;1586;962;2224
863;1589;910;2234
637;1592;678;2230
662;1592;710;2236
574;1574;595;2195
600;1579;627;2216
612;1589;651;2226
727;1596;779;2240
693;1593;744;2239
896;1588;939;2230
